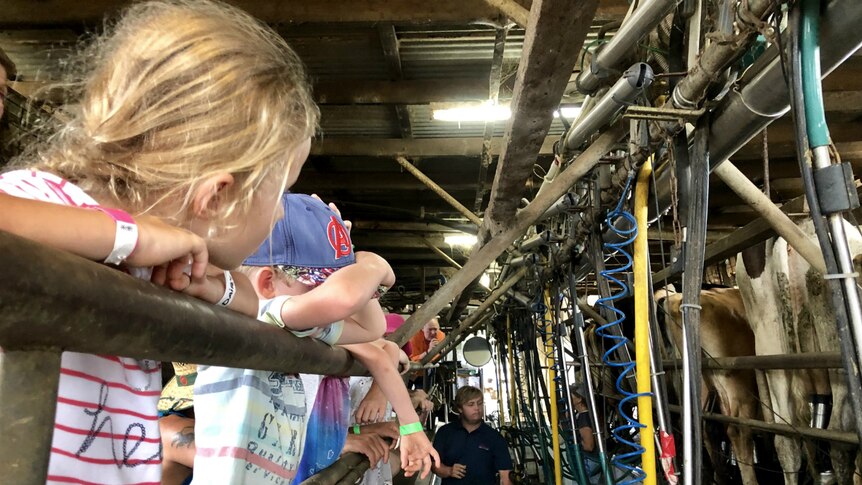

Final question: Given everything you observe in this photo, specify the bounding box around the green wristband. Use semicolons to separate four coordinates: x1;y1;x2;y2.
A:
353;424;361;435
399;422;423;436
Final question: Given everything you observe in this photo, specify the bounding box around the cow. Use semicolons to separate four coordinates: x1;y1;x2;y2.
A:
656;287;761;485
736;219;862;485
582;287;761;485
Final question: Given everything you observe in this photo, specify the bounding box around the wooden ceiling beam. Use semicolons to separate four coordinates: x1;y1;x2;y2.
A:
314;78;487;104
0;0;629;26
310;136;558;157
482;0;598;234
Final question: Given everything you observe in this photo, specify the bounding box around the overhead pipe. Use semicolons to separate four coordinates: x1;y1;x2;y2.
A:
672;0;774;109
510;253;540;267
576;0;681;94
519;230;553;252
564;63;655;153
650;0;862;217
508;290;533;308
395;156;483;226
541;192;581;221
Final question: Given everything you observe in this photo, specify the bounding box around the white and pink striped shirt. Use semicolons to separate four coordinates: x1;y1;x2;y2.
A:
0;170;162;485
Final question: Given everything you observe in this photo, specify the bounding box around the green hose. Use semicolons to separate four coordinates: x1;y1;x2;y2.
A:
801;0;830;148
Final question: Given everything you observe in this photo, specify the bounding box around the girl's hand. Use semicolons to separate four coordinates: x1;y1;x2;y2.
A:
355;383;388;424
129;215;208;280
151;266;258;317
399;431;439;479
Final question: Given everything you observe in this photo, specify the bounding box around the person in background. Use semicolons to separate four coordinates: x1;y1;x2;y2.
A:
410;318;444;362
570;384;595;453
570;383;601;484
432;386;512;485
0;47;15;120
409;318;445;389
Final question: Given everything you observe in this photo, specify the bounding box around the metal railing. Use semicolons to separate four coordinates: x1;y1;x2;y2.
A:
0;229;367;484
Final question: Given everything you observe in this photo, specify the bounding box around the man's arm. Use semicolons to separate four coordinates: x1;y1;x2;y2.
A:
409;333;426;361
578;425;596;453
499;470;512;485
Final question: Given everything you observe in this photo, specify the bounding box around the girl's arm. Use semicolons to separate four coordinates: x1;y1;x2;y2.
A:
0;193;208;278
162;266;258;317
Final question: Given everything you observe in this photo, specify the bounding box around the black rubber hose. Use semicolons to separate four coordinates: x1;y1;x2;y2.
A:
787;3;862;445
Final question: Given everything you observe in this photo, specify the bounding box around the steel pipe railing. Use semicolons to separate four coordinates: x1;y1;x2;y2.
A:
663;351;844;371
667;405;858;445
0;229;366;483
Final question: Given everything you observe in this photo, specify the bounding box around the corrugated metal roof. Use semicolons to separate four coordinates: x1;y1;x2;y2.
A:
1;24;607;139
319;105;399;137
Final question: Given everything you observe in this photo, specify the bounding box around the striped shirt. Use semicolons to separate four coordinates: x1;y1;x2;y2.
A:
0;170;162;485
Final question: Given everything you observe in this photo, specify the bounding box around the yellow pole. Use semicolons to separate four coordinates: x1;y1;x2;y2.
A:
544;290;563;485
634;158;658;485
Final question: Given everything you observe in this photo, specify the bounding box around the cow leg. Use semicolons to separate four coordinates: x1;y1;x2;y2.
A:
714;372;760;485
763;370;804;485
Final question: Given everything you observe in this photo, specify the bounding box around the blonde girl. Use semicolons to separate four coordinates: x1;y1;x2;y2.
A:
0;1;318;483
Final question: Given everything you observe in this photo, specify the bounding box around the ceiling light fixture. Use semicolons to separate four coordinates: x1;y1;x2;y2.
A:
444;234;478;247
432;101;511;122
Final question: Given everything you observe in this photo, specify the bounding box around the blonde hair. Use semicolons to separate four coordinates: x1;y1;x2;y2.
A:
21;0;318;227
454;385;483;412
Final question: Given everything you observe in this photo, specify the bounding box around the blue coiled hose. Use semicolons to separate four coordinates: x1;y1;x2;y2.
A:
594;174;648;485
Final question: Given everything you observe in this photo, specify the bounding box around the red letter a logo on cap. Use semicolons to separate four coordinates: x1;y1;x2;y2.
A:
327;216;352;260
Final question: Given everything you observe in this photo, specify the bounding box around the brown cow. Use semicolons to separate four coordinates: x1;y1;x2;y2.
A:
658;287;761;485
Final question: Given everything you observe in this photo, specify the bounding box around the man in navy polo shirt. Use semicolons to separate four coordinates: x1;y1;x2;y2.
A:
432;386;513;484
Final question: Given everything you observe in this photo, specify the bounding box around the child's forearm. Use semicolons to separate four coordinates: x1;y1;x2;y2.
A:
0;193;210;277
280;263;385;328
183;267;258;317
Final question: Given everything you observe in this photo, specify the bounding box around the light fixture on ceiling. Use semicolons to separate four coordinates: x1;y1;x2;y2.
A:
443;234;478;248
432;100;511;122
432;101;582;123
554;106;583;119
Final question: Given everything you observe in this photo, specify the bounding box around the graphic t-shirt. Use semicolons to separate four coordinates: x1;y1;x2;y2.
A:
192;298;309;485
0;170;162;485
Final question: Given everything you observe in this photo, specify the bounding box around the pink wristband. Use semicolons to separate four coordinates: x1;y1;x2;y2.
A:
93;207;138;265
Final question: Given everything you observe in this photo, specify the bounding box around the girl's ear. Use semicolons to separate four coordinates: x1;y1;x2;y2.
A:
252;267;278;300
191;173;235;219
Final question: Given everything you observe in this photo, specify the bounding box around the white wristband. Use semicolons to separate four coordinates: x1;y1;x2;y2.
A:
218;270;236;307
94;207;138;265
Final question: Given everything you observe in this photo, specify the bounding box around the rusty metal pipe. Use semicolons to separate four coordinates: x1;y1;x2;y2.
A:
0;230;363;376
396;157;482;226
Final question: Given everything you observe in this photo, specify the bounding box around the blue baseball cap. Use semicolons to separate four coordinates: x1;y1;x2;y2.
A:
243;193;355;269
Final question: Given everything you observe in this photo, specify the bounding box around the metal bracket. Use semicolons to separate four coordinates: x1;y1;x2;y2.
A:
623;105;705;123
